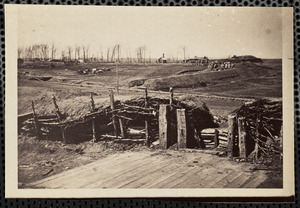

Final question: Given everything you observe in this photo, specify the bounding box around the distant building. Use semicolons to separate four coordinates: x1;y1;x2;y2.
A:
157;53;167;63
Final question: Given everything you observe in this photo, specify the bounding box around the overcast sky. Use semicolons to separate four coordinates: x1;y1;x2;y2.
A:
17;6;283;59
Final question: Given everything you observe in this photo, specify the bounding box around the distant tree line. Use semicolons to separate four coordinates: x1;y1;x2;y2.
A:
18;43;190;64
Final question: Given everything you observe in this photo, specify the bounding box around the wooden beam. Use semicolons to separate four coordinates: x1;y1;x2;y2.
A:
51;95;62;121
214;129;219;148
255;116;261;161
119;118;126;139
169;87;173;105
90;92;96;143
31;101;40;140
159;104;171;149
109;89;119;137
238;117;247;159
177;109;187;149
227;114;237;157
144;88;150;147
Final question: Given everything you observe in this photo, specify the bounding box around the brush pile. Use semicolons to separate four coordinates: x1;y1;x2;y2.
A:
20;95;216;144
234;99;282;161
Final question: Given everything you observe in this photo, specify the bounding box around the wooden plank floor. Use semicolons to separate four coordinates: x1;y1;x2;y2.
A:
29;150;270;189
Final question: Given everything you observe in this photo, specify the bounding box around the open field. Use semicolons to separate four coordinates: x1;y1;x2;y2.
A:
18;59;282;187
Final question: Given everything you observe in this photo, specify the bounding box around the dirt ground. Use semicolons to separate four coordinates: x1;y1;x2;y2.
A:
17;60;282;186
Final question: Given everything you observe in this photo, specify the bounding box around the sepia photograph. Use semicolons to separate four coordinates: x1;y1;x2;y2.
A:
5;5;294;198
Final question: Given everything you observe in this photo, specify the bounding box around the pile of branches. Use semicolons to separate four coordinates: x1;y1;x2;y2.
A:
20;96;216;144
235;99;282;160
119;96;216;131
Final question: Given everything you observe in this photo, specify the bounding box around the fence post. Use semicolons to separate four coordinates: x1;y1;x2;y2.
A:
169;87;173;106
119;118;126;139
90;92;96;143
159;104;171;149
51;95;62;121
177;109;187;149
255;116;261;161
144;88;150;147
31;101;40;140
280;125;283;161
227;114;237;157
51;95;66;143
238;117;247;159
109;89;119;137
214;129;219;148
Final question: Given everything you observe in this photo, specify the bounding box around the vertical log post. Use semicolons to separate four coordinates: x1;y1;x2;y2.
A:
169;87;173;106
109;89;119;137
238;117;247;159
144;88;150;147
31;101;40;140
177;109;187;149
280;125;283;161
227;114;237;157
52;95;62;121
119;119;126;139
159;104;171;149
90;92;96;143
214;129;219;148
52;95;66;143
255;116;261;161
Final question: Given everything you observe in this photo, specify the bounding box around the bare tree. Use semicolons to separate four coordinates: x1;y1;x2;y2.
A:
67;46;73;60
181;46;186;61
136;47;142;63
61;50;66;60
100;46;104;62
25;45;33;60
106;48;110;62
18;47;23;59
40;44;49;60
110;45;118;62
51;44;57;60
75;46;81;60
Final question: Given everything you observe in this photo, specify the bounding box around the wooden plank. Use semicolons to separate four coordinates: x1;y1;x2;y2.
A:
90;157;172;188
238;117;247;159
241;172;268;188
224;172;253;188
79;154;158;189
210;170;244;188
177;109;187;149
172;158;232;188
30;152;147;187
159;105;170;149
227;114;237;157
214;129;219;148
149;157;216;188
118;162;179;188
142;155;213;188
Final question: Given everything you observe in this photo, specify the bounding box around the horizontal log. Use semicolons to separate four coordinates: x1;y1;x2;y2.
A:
116;115;133;121
38;115;58;119
121;104;155;111
117;110;155;116
18;112;33;121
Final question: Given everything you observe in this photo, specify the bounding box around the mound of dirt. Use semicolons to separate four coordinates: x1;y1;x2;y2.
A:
142;62;271;91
